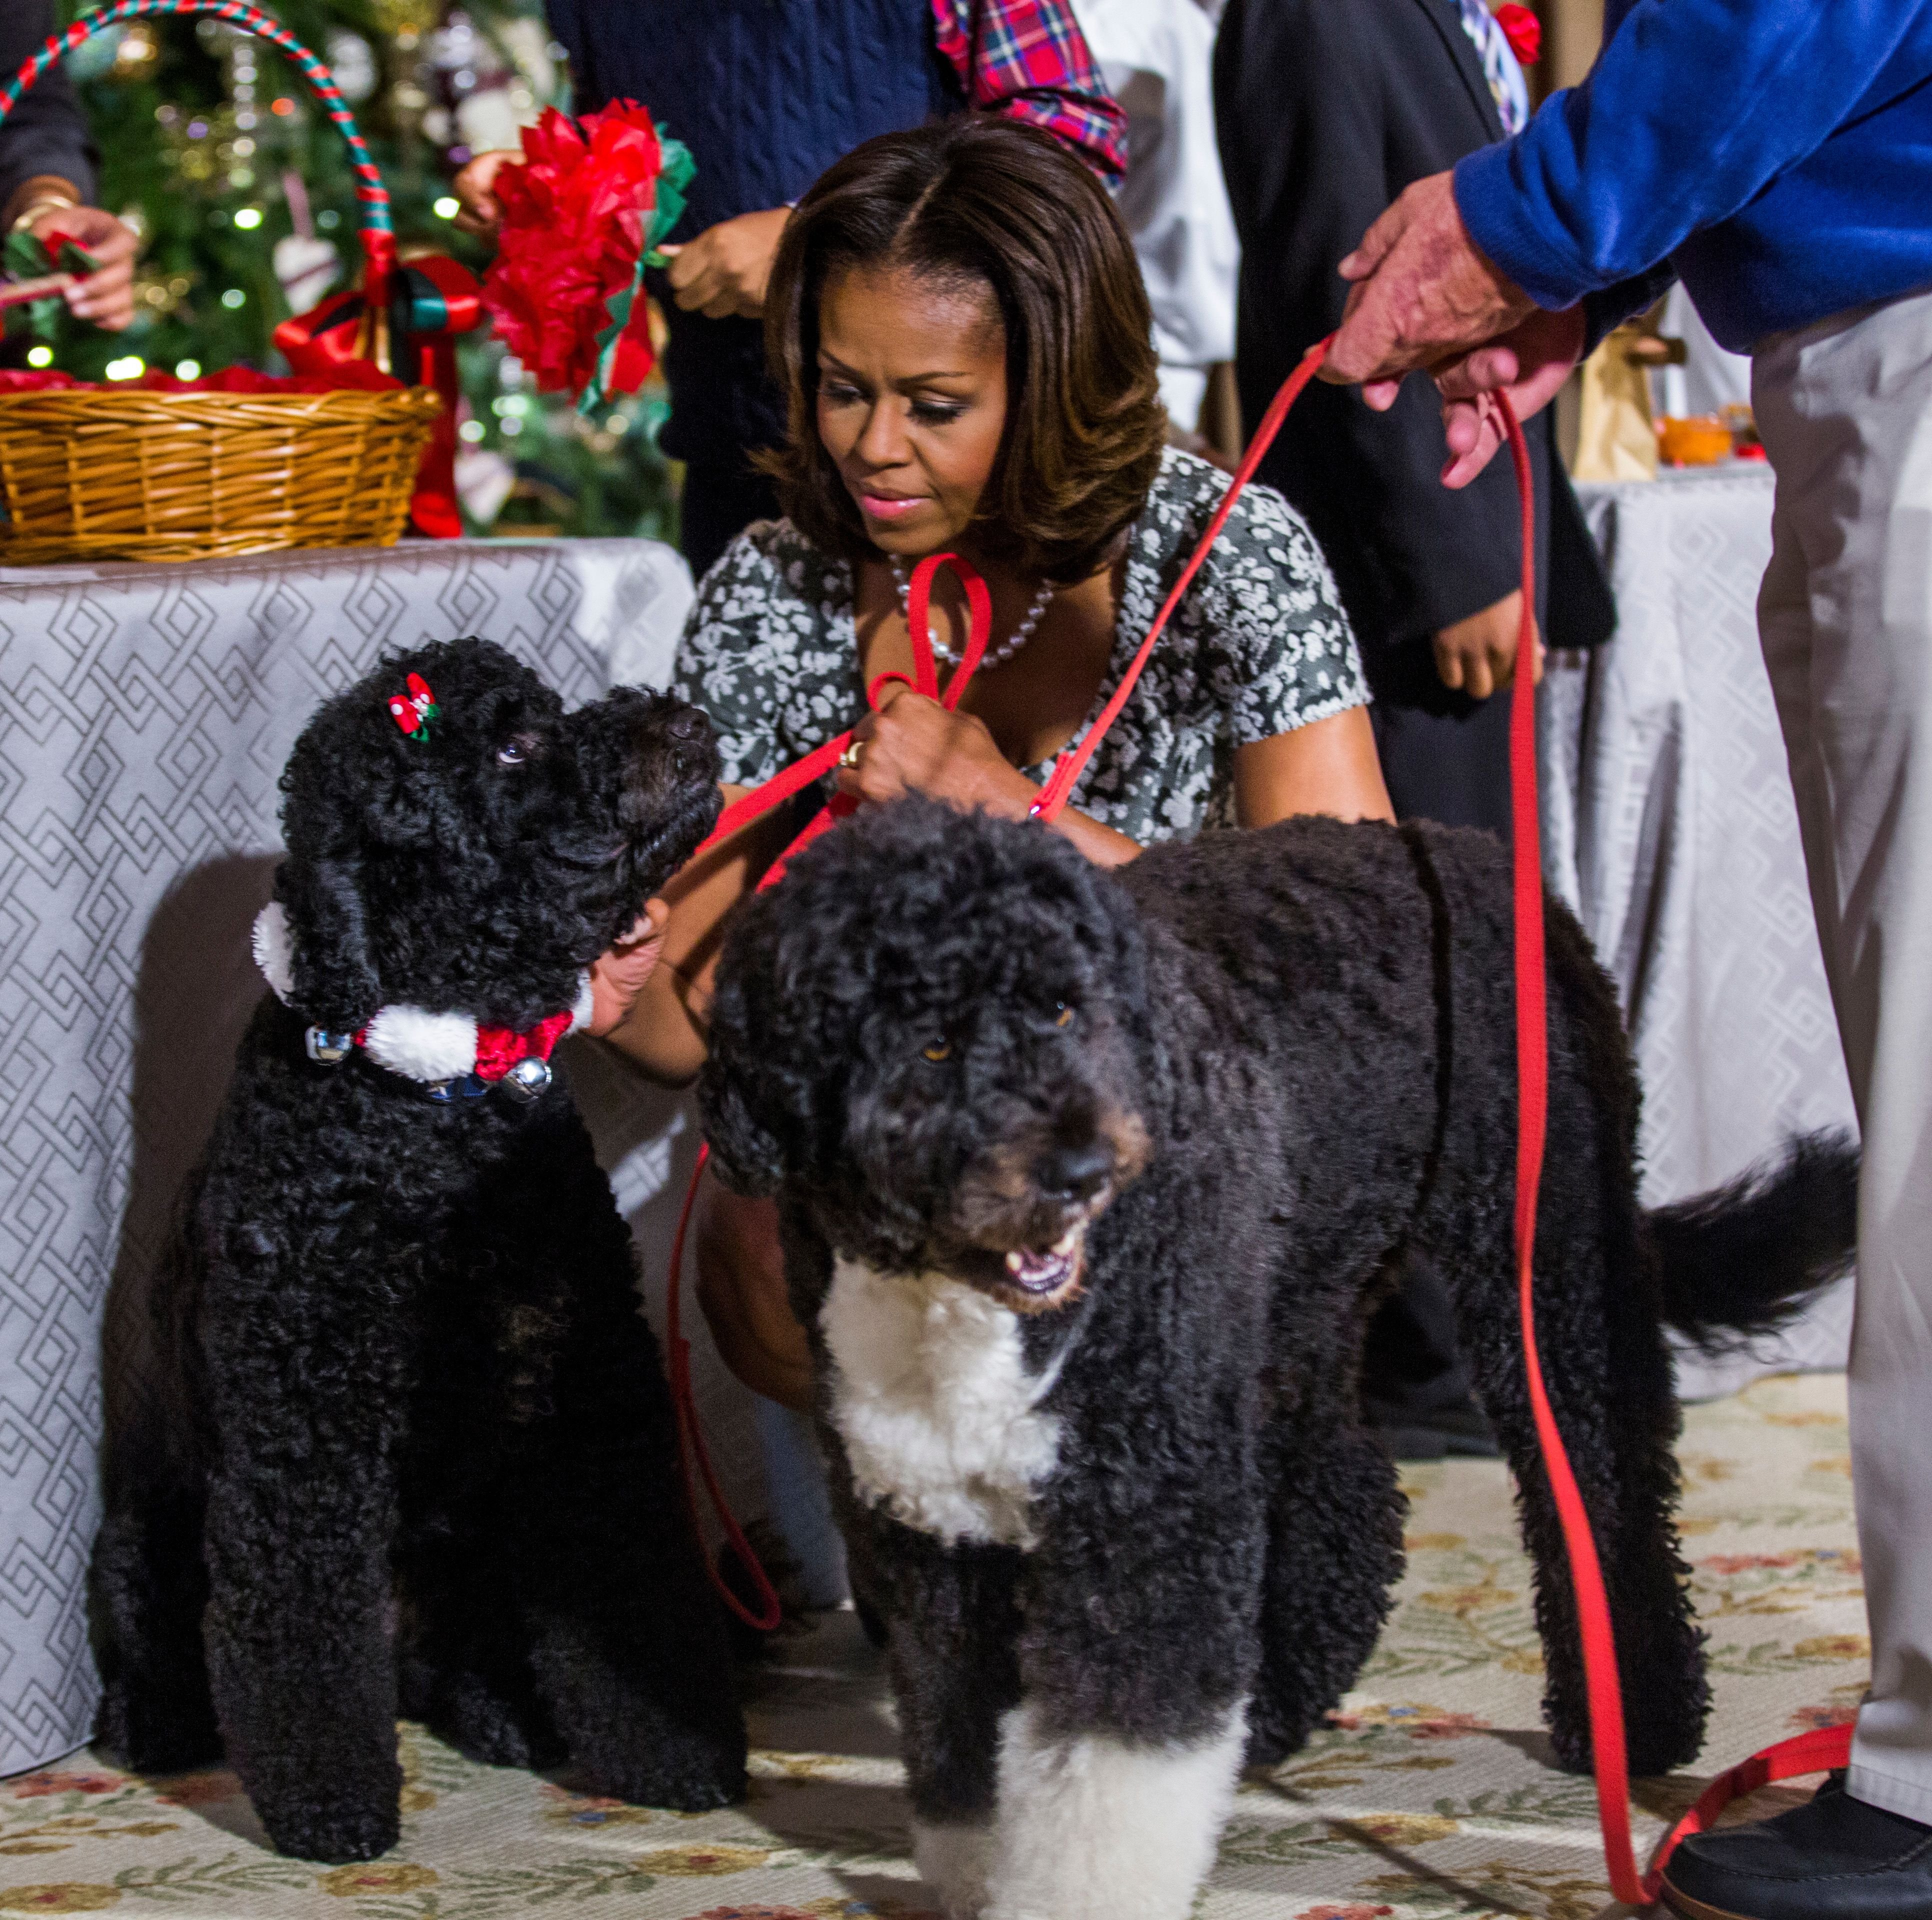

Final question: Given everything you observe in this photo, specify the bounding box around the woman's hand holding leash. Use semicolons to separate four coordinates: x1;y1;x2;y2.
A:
833;681;1038;818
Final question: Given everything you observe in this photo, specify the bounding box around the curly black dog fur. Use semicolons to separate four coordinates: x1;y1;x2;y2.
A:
700;797;1858;1920
91;640;746;1863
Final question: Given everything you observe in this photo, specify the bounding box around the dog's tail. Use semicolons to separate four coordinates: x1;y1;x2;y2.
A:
1644;1129;1859;1352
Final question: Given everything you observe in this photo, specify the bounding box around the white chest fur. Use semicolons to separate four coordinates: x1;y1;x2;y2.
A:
820;1258;1064;1550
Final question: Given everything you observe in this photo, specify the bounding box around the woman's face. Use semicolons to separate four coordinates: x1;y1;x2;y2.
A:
815;262;1008;558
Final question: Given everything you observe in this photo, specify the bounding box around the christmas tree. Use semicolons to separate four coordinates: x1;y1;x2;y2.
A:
25;0;677;540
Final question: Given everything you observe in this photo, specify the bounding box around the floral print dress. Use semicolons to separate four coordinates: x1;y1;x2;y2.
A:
671;446;1370;844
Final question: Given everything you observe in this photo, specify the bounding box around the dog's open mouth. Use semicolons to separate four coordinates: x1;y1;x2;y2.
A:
962;1220;1088;1313
1002;1224;1084;1296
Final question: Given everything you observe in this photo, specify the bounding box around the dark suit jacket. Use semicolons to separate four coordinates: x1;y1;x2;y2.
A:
1214;0;1614;674
0;3;99;227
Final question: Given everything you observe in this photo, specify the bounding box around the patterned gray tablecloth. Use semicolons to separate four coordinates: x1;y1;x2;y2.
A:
1548;467;1858;1396
0;537;695;1774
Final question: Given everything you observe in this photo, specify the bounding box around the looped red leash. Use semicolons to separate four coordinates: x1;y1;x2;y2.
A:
662;350;1856;1891
666;554;994;1630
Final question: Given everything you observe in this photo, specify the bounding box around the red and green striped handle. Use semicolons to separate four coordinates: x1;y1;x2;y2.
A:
1;0;396;290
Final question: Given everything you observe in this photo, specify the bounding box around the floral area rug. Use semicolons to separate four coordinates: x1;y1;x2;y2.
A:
0;1373;1864;1920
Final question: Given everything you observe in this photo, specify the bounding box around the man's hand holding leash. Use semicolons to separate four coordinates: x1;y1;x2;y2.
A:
1323;168;1585;491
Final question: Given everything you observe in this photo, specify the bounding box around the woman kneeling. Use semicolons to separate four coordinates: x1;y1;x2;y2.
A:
612;115;1388;1407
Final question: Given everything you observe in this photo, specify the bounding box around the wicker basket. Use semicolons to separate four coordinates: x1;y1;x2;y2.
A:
0;0;441;565
0;386;442;564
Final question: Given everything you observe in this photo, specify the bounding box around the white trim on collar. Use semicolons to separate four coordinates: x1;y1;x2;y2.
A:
251;902;596;1086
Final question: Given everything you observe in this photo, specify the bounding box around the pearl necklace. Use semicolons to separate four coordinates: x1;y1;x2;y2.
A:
888;556;1055;671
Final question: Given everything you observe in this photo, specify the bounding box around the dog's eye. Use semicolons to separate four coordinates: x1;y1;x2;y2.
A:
496;736;536;767
922;1039;952;1063
1054;1004;1075;1028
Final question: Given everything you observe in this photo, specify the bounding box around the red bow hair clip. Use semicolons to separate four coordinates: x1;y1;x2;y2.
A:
388;672;440;739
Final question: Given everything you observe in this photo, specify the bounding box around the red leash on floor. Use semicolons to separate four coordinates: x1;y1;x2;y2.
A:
1489;398;1854;1901
662;338;1852;1903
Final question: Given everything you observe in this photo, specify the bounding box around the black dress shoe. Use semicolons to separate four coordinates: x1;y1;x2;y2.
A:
1360;1252;1502;1460
1662;1772;1932;1919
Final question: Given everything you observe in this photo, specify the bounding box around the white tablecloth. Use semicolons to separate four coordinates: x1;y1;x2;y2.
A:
0;536;694;1774
1546;468;1858;1396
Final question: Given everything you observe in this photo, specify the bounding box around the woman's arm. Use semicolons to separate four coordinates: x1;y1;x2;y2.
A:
600;786;804;1083
1232;704;1394;829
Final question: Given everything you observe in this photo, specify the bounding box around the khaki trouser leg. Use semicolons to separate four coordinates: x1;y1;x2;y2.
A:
1753;284;1932;1822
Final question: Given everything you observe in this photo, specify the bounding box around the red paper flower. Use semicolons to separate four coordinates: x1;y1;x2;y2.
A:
1496;2;1541;66
482;102;672;400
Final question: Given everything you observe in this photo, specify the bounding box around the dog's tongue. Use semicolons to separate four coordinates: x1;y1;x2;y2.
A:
1004;1244;1074;1294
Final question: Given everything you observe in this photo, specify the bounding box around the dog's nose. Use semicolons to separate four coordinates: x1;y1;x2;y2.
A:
1034;1140;1113;1204
637;702;717;784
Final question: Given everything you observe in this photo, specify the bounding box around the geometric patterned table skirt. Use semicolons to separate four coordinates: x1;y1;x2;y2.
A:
1549;468;1859;1399
0;537;692;1773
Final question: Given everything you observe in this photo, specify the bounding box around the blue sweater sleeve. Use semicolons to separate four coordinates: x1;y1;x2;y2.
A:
1453;0;1932;308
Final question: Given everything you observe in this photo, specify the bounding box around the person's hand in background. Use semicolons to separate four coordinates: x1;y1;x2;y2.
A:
1433;589;1541;700
450;148;522;240
585;899;674;1038
6;182;138;330
660;207;790;320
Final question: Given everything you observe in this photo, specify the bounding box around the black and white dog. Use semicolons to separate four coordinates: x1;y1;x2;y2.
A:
700;796;1856;1920
92;639;745;1863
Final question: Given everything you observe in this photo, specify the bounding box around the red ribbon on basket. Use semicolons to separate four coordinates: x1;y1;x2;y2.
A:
276;256;484;539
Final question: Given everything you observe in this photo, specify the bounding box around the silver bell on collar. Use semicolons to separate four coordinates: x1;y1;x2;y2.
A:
496;1056;552;1102
305;1027;354;1066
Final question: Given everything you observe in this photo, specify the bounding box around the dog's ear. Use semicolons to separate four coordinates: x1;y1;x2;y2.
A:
276;846;382;1033
273;704;387;1032
698;972;796;1200
698;1072;789;1198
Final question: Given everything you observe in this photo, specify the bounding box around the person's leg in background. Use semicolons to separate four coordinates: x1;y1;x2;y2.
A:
1356;642;1515;1458
678;460;781;586
1662;288;1932;1918
1367;640;1515;834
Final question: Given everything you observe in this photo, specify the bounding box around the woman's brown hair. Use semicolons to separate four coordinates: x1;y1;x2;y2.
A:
761;116;1166;582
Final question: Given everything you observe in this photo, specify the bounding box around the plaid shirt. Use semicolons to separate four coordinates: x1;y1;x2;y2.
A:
931;0;1128;187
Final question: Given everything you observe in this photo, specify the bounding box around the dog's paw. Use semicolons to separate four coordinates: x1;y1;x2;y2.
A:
584;1722;748;1814
914;1822;994;1918
261;1798;401;1865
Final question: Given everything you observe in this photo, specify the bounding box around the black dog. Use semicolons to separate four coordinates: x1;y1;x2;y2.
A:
92;639;745;1863
700;797;1857;1920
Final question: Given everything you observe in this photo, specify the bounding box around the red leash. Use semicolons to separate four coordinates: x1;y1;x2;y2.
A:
665;554;994;1630
660;344;1854;1898
1489;396;1852;1901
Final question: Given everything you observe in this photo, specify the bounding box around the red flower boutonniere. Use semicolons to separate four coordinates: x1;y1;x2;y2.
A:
1496;3;1542;66
388;672;440;739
